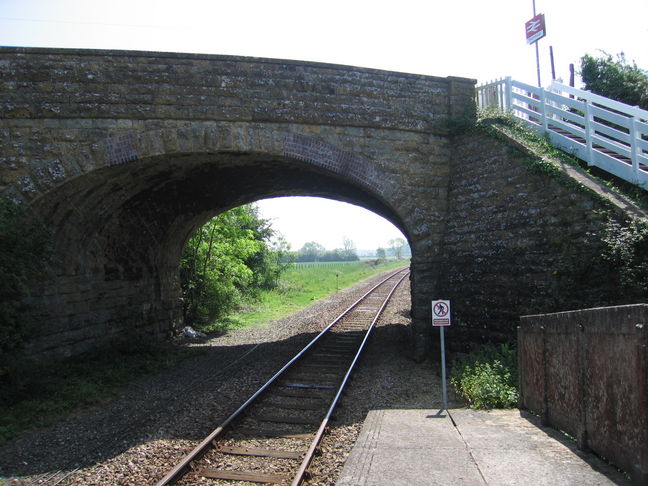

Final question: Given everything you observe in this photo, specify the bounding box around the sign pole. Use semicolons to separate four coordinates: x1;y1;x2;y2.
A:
432;299;451;412
525;0;546;88
440;326;448;411
533;0;541;87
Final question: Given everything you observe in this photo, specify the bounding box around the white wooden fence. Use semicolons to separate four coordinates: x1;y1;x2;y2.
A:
476;77;648;189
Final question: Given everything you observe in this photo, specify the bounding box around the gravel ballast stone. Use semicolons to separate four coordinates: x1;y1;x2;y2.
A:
0;269;445;485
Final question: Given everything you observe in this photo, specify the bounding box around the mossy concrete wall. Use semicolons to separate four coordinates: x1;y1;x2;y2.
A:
519;305;648;483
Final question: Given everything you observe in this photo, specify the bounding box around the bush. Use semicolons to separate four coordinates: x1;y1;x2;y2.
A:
580;53;648;110
450;343;518;409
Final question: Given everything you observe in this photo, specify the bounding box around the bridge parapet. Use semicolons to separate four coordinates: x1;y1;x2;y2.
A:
1;48;476;201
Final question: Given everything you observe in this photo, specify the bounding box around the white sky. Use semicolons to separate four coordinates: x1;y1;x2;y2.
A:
2;0;647;250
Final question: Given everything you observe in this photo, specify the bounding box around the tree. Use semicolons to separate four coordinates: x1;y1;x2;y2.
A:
296;241;325;262
179;204;287;327
389;238;407;259
376;247;386;260
342;237;358;261
580;53;648;109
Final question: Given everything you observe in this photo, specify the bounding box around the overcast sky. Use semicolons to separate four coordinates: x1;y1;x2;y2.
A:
2;0;646;250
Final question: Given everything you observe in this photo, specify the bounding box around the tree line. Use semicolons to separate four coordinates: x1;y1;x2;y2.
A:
293;239;358;262
292;237;409;262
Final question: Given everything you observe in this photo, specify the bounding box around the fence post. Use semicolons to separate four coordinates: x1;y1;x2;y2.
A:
505;77;513;112
541;323;549;426
540;87;549;133
630;115;640;184
577;321;589;452
584;99;594;166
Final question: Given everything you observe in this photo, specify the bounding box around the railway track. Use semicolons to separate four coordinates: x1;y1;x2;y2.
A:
155;267;409;486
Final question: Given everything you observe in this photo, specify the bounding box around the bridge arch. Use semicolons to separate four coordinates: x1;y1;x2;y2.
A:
23;124;423;357
9;47;630;362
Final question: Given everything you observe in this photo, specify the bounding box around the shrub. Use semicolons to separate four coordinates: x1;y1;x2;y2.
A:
450;343;518;409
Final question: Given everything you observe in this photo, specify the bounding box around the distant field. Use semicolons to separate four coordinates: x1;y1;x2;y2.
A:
227;259;409;329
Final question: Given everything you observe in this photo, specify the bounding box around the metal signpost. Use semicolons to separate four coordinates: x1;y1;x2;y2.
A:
432;299;451;411
525;0;547;88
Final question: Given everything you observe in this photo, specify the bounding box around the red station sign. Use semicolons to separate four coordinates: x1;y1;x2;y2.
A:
525;13;546;45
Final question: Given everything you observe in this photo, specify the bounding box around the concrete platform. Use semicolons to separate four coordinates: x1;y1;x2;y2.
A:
336;409;631;486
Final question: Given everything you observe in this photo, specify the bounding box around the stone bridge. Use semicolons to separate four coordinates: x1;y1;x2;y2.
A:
1;47;640;359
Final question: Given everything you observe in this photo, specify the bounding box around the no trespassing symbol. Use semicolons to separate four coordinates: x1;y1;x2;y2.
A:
432;300;451;327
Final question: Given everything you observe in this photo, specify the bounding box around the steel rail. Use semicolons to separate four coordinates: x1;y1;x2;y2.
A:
154;267;409;486
290;269;409;486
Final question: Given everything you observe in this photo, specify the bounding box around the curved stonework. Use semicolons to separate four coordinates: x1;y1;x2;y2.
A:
3;47;636;360
1;48;476;357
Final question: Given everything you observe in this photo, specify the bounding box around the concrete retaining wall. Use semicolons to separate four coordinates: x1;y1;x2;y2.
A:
519;305;648;484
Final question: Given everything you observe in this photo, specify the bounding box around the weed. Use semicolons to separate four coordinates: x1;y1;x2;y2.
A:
450;343;518;410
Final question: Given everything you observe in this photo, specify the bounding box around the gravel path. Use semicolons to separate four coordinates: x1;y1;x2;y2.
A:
0;269;446;485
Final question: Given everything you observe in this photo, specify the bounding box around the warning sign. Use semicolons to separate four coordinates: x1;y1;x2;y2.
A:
432;300;451;327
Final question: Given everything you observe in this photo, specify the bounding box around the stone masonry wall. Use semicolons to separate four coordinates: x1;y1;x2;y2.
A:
432;130;624;345
2;47;638;361
0;47;477;358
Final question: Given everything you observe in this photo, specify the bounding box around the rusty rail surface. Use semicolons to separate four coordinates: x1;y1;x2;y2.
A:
155;268;409;486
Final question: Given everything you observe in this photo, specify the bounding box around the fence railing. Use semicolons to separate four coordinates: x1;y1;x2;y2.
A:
476;77;648;190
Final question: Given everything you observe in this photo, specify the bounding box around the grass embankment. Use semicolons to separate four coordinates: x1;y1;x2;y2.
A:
212;259;409;330
0;259;408;446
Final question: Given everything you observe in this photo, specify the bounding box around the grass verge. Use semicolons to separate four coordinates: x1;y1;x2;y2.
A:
203;259;409;332
478;109;648;212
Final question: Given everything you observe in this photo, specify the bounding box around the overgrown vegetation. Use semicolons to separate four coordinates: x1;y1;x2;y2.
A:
580;52;648;110
0;338;198;445
451;343;518;409
180;204;292;328
478;109;648;211
0;199;53;385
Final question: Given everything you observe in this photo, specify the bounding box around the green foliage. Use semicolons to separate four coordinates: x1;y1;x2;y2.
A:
295;240;360;262
388;237;409;259
580;53;648;109
451;343;518;409
599;217;648;295
180;204;291;328
0;199;53;379
0;338;198;445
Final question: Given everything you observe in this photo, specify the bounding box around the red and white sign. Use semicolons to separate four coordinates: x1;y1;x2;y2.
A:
432;300;451;327
525;13;546;45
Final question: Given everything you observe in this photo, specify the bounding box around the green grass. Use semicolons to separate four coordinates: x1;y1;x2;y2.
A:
208;259;409;330
0;340;199;446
